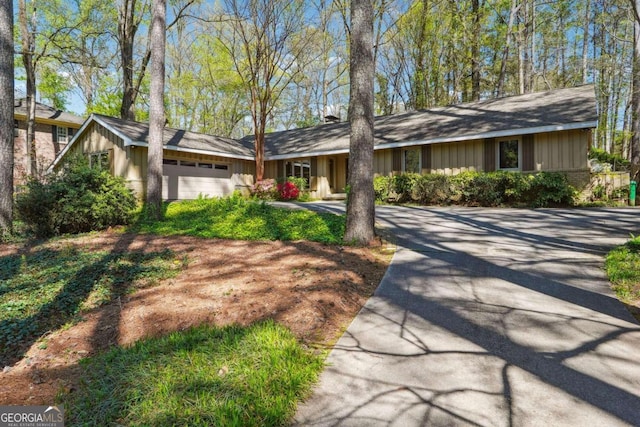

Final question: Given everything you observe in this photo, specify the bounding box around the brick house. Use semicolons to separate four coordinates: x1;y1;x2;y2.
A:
13;99;84;188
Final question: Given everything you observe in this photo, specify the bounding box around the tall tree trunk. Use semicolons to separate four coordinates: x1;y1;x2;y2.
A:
582;0;590;84
344;0;375;245
471;0;481;101
119;0;137;120
631;0;640;180
146;0;165;219
497;0;518;96
0;0;14;238
18;0;37;176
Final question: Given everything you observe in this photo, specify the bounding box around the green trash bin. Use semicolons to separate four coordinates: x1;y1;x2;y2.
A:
631;181;637;206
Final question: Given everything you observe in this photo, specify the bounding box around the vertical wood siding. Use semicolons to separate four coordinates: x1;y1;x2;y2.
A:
421;145;432;173
522;134;535;171
534;129;588;171
431;140;484;175
373;149;393;175
483;138;496;172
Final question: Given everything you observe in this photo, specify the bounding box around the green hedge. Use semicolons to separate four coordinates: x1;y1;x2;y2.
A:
375;171;576;208
16;155;137;237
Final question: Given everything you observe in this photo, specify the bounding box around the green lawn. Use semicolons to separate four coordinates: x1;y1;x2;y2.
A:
2;196;340;425
605;235;640;304
132;195;345;244
68;321;323;426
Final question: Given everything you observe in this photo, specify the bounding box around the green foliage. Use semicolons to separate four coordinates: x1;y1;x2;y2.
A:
528;172;576;207
373;176;392;202
67;321;323;426
286;176;307;194
133;194;345;244
412;174;453;205
606;236;640;303
391;173;420;203
375;171;576;208
16;156;137;237
589;147;630;172
37;61;71;110
0;245;184;365
251;179;279;201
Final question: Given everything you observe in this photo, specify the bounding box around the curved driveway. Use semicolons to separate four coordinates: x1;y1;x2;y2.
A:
294;205;640;426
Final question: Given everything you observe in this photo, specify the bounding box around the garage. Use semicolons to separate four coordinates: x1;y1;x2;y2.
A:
162;159;233;200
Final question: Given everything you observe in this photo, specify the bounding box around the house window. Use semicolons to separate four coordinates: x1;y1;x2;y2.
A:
180;161;196;167
57;126;69;144
403;147;421;174
497;139;520;170
199;162;213;169
89;152;109;170
214;164;228;170
285;158;311;183
163;159;178;165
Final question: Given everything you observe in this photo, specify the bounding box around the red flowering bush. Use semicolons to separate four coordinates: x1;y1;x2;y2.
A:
277;181;300;201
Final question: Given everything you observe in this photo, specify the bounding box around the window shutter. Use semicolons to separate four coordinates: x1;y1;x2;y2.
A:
277;160;284;180
68;127;75;138
392;148;402;173
310;157;318;190
522;134;534;171
484;138;495;172
421;145;432;172
52;125;58;143
108;149;114;174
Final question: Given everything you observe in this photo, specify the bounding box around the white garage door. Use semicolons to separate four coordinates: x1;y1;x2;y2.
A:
162;159;233;200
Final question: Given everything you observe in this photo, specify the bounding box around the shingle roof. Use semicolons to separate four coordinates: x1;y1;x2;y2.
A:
14;99;84;125
51;85;598;172
244;84;597;159
93;114;254;159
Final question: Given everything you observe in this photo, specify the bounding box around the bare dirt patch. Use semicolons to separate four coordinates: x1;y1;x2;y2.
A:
0;231;392;405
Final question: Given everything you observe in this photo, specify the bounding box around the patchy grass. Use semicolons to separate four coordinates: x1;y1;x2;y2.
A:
67;321;324;427
0;245;185;365
131;195;345;244
605;236;640;320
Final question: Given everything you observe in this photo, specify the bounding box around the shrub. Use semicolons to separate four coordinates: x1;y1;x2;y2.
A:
456;172;503;206
589;147;629;172
412;174;452;205
277;181;300;201
286;176;307;193
372;171;576;208
392;173;419;203
16;155;137;237
528;172;576;207
250;179;278;200
374;176;392;202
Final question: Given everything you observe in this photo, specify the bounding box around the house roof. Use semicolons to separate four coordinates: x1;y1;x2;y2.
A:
14;99;84;126
50;85;598;172
246;84;598;160
90;114;255;159
49;114;255;172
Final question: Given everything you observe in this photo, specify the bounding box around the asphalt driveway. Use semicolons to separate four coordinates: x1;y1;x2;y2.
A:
294;205;640;426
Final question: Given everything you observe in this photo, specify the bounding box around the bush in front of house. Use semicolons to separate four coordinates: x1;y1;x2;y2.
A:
374;175;392;202
16;155;137;237
250;179;278;200
391;173;420;203
527;171;576;207
277;181;300;201
251;177;305;201
373;171;576;208
413;173;454;205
